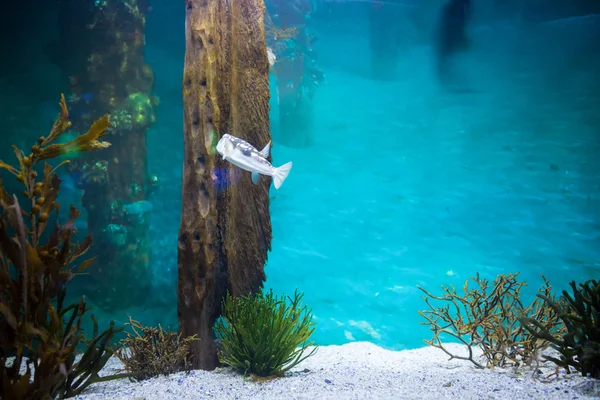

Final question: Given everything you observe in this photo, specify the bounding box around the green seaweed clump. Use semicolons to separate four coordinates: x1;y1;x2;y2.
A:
418;272;564;369
520;279;600;378
115;316;198;380
0;95;129;399
214;289;318;379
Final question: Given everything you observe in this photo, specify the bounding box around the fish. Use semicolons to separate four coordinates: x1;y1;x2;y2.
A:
123;200;154;217
216;133;293;190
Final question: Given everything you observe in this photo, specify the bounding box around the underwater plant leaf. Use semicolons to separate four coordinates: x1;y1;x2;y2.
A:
23;322;48;343
41;94;72;147
521;280;600;378
51;160;70;176
37;115;112;161
56;232;73;267
0;179;14;205
58;205;80;236
214;290;317;378
12;372;33;397
11;145;24;168
48;305;62;332
64;322;119;396
33;164;62;239
0;217;21;271
0;303;17;330
26;242;44;273
0;93;123;399
70;236;93;261
74;258;96;275
115;316;199;381
0;160;19;176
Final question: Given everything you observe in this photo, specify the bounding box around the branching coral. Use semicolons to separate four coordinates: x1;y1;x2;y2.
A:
520;279;600;378
418;272;564;370
0;94;129;399
114;316;199;380
214;289;317;379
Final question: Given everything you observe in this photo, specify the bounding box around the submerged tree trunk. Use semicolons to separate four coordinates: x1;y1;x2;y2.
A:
178;0;272;370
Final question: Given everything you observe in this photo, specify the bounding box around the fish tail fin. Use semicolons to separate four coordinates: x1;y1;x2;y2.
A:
272;162;292;189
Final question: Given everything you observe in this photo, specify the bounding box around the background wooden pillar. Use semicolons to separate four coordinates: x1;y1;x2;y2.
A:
268;0;316;148
55;0;156;312
178;0;272;370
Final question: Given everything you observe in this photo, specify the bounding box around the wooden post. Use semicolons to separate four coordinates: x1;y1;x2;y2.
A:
369;2;400;80
269;0;316;148
178;0;272;370
55;0;155;312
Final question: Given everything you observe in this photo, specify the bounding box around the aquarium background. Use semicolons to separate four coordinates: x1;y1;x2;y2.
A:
1;0;599;351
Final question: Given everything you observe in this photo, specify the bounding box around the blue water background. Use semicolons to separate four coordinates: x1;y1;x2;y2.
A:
96;1;600;350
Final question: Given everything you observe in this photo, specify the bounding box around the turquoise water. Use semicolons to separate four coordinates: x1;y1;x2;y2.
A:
140;3;600;351
266;72;599;349
149;9;599;355
261;13;600;349
2;1;598;352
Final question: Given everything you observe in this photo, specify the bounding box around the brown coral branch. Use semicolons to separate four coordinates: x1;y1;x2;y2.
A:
418;272;565;370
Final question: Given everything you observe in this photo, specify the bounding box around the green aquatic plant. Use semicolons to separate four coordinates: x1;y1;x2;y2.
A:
520;279;600;378
0;94;131;399
115;316;199;380
418;272;564;369
214;289;318;379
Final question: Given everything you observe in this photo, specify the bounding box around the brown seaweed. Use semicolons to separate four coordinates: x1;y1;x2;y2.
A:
418;272;565;370
114;316;199;381
520;279;600;378
0;94;131;399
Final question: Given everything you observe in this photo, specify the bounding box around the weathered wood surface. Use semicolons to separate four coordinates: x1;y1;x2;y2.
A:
178;0;272;370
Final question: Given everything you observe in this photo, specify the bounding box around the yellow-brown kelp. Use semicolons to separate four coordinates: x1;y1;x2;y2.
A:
179;0;272;370
55;0;157;311
0;95;132;399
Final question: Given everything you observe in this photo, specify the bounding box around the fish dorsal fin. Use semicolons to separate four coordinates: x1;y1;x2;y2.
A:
259;141;271;158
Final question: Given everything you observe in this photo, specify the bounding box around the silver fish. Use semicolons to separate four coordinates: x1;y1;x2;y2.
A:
216;133;292;189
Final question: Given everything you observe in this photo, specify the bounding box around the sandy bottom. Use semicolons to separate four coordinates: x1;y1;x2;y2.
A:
72;342;600;400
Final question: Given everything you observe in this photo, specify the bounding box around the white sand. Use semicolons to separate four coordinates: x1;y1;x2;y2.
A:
73;342;600;400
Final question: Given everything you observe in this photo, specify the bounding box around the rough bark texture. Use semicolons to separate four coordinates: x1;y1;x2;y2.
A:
178;0;272;371
56;0;156;312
